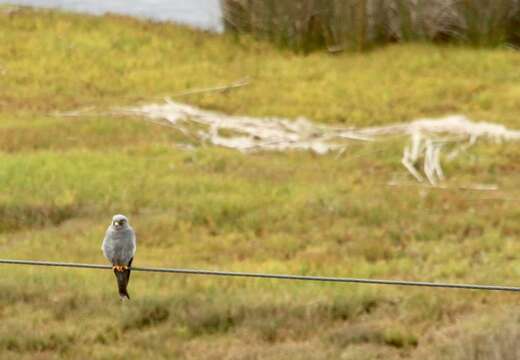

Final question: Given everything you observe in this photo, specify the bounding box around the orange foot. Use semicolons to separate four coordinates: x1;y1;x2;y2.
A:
112;265;125;272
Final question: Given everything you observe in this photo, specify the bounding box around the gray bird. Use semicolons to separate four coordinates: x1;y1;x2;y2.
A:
102;214;137;300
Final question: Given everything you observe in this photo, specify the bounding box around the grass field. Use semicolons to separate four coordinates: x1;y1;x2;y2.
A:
1;6;520;359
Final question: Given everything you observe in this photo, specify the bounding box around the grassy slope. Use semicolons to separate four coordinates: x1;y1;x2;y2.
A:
0;6;520;359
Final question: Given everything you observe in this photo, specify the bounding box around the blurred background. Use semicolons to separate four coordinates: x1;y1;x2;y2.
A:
0;0;223;30
1;1;520;359
3;0;520;51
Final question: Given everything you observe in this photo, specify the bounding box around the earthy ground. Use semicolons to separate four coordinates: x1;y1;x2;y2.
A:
1;6;519;359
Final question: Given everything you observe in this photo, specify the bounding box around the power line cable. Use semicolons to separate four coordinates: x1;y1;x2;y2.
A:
1;258;519;292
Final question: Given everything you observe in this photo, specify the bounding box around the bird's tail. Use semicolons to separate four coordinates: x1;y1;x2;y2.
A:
114;258;133;300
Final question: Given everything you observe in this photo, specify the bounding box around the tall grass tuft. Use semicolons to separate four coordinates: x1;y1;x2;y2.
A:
220;0;520;52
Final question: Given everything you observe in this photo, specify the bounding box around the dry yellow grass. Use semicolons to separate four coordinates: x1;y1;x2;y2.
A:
0;6;519;359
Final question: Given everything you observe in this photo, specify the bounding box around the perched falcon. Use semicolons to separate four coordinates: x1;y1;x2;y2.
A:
102;214;137;300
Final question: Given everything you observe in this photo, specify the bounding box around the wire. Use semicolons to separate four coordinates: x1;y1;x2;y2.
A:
0;258;519;292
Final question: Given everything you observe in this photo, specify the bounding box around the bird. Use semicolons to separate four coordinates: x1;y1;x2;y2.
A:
102;214;137;300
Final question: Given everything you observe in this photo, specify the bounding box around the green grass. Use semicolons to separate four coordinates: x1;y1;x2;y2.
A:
0;6;520;359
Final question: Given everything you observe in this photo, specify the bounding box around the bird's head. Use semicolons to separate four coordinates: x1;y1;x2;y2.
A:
112;214;129;230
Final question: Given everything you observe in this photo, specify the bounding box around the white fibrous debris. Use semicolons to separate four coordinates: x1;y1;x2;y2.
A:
123;101;520;185
125;100;366;155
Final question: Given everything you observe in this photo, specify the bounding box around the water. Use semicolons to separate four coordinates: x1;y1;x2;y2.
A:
0;0;223;31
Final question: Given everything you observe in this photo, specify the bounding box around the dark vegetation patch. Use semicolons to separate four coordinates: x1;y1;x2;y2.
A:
0;329;76;354
0;203;80;233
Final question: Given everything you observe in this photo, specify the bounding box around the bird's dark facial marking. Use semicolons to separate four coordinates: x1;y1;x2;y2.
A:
113;219;126;229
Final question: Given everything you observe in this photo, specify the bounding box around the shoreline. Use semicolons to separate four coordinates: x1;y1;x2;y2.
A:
0;1;223;31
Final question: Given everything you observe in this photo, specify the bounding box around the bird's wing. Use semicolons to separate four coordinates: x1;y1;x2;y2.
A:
131;230;137;256
102;228;115;262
